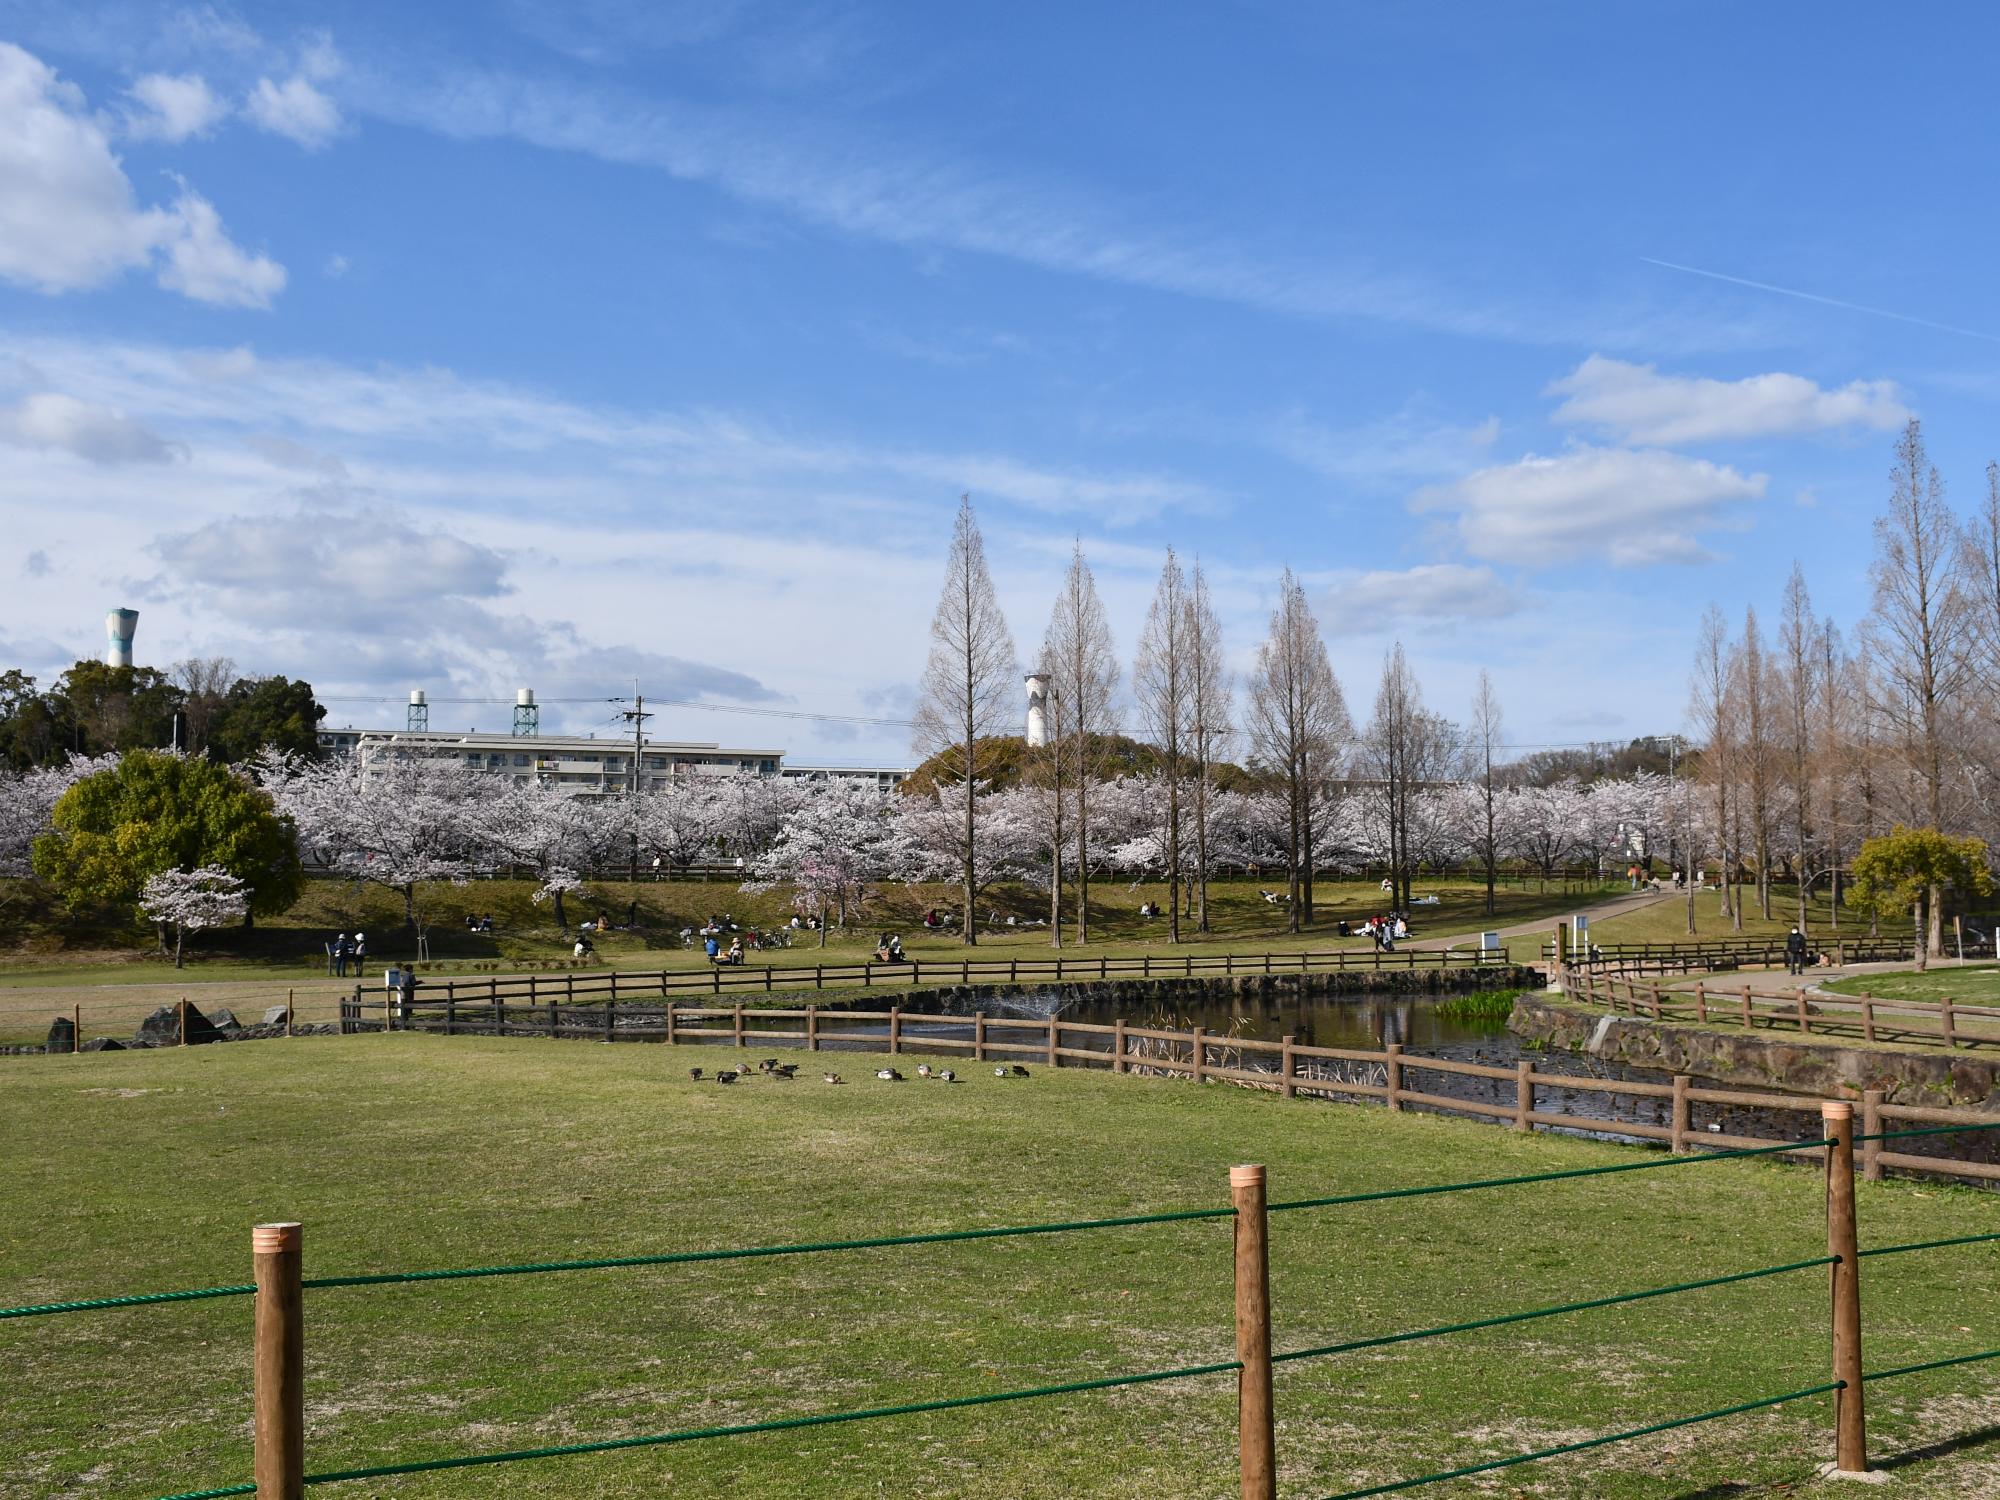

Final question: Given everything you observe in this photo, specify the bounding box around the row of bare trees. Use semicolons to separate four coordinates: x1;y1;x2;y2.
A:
1689;419;2000;957
913;498;1516;945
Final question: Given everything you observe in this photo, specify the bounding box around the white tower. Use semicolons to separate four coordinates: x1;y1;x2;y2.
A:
407;690;429;732
1024;672;1050;748
104;608;138;668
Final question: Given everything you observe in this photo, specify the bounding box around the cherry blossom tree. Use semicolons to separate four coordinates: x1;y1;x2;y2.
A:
140;865;249;967
744;781;911;943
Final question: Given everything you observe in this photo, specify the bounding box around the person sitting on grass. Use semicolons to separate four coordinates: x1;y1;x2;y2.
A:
574;932;595;960
704;933;722;962
726;937;745;965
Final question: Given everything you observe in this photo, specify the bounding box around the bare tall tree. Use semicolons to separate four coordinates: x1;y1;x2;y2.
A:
1690;605;1733;929
1868;419;1976;958
1737;607;1773;920
1184;558;1232;934
1134;548;1193;942
1042;542;1120;945
1469;671;1504;918
171;656;237;755
1244;571;1349;930
1364;646;1459;909
910;495;1018;944
1818;621;1851;932
1776;566;1821;931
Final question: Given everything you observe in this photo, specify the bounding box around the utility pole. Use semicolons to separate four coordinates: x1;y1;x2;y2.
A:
613;691;652;886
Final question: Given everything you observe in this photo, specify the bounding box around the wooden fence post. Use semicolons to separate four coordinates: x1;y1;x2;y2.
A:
179;997;189;1045
1693;982;1706;1024
1940;997;1957;1050
1514;1061;1532;1131
735;1003;746;1049
1385;1043;1404;1112
1740;984;1753;1029
1114;1018;1128;1076
806;1005;818;1051
1280;1035;1296;1099
252;1222;305;1500
1191;1027;1207;1085
72;1002;81;1054
1861;1090;1884;1182
888;1007;901;1054
1860;995;1875;1044
1047;1018;1059;1068
1670;1075;1691;1153
974;1011;987;1061
603;1001;614;1044
1231;1165;1277;1500
1822;1101;1869;1476
1796;991;1811;1035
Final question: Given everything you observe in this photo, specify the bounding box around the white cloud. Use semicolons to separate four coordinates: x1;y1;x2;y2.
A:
1413;444;1766;567
0;43;283;306
1316;564;1520;637
123;72;227;141
245;42;343;150
1548;355;1910;446
0;392;183;463
154;187;287;306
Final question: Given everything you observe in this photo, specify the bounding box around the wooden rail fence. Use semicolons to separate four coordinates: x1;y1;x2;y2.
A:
339;993;2000;1188
1568;965;2000;1055
395;944;1518;1011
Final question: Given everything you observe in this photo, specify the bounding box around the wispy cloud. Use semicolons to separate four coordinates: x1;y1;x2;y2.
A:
1641;257;2000;345
1549;355;1908;446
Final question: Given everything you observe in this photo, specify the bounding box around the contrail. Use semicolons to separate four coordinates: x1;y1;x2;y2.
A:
1641;256;2000;344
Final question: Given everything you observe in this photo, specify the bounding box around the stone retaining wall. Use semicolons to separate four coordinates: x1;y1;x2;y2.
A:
1509;993;2000;1109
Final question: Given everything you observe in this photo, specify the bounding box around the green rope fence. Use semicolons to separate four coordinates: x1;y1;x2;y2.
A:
0;1283;256;1321
1267;1133;1831;1214
1860;1230;2000;1260
1853;1121;2000;1144
1313;1382;1844;1500
1272;1255;1835;1366
152;1356;1245;1500
1865;1347;2000;1383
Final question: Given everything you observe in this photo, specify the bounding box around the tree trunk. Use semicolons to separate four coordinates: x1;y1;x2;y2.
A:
553;886;568;933
174;926;184;968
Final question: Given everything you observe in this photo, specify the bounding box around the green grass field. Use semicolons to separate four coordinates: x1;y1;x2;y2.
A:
1824;966;2000;1006
1534;885;1915;960
0;873;1618;988
4;1035;1996;1498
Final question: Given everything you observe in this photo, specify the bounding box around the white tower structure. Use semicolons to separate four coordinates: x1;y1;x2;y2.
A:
407;689;429;732
1024;672;1050;748
513;687;539;737
104;608;138;668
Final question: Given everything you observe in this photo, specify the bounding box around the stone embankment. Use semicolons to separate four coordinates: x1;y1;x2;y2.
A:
1509;993;2000;1109
7;1003;339;1056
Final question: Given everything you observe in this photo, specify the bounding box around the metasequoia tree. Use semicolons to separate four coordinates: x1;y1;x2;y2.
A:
909;495;1018;944
1736;608;1773;920
1364;645;1461;909
1776;566;1821;931
1468;670;1504;918
1041;542;1119;944
1183;559;1231;934
1244;571;1348;929
1133;548;1192;941
1690;605;1734;929
170;656;236;756
1867;420;1976;956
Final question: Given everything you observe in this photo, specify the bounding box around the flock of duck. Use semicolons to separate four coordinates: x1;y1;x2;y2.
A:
688;1059;1034;1087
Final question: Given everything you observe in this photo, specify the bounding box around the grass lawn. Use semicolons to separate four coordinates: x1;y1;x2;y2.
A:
1824;966;2000;1006
0;874;1616;993
4;1036;1997;1498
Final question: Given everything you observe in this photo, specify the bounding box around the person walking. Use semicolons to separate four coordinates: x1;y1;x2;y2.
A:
332;933;349;978
1785;926;1808;976
352;931;366;971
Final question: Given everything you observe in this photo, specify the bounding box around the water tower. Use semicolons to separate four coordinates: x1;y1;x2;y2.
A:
407;689;429;732
513;687;539;737
1024;672;1050;748
104;608;138;668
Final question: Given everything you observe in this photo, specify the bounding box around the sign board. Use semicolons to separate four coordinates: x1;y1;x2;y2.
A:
1480;931;1501;952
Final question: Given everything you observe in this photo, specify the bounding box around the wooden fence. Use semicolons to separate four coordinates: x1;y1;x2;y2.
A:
338;993;2000;1187
1545;935;1938;971
393;944;1518;1011
1568;966;2000;1054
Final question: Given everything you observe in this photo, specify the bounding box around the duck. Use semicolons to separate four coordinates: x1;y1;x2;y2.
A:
1010;1065;1031;1077
758;1058;777;1073
876;1067;905;1081
939;1069;957;1083
916;1063;934;1079
823;1072;845;1085
734;1062;753;1075
689;1067;704;1081
993;1065;1009;1078
772;1063;798;1079
714;1070;737;1085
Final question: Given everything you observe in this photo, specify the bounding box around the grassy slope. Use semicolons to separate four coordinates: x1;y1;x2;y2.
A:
4;1037;1996;1499
1557;885;1913;954
1824;966;2000;1005
0;875;1618;987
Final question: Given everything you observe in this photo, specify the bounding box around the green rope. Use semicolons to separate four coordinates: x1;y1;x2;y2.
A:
153;1486;254;1500
1273;1256;1833;1367
1315;1381;1842;1500
298;1205;1235;1292
1860;1230;2000;1260
151;1356;1240;1494
4;1207;1232;1321
1852;1121;2000;1144
0;1283;254;1322
1269;1135;1832;1214
1864;1347;2000;1383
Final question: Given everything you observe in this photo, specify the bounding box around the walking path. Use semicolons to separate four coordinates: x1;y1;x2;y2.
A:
1411;887;1680;951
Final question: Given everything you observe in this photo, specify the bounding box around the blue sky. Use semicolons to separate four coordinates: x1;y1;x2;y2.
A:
2;2;1996;765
